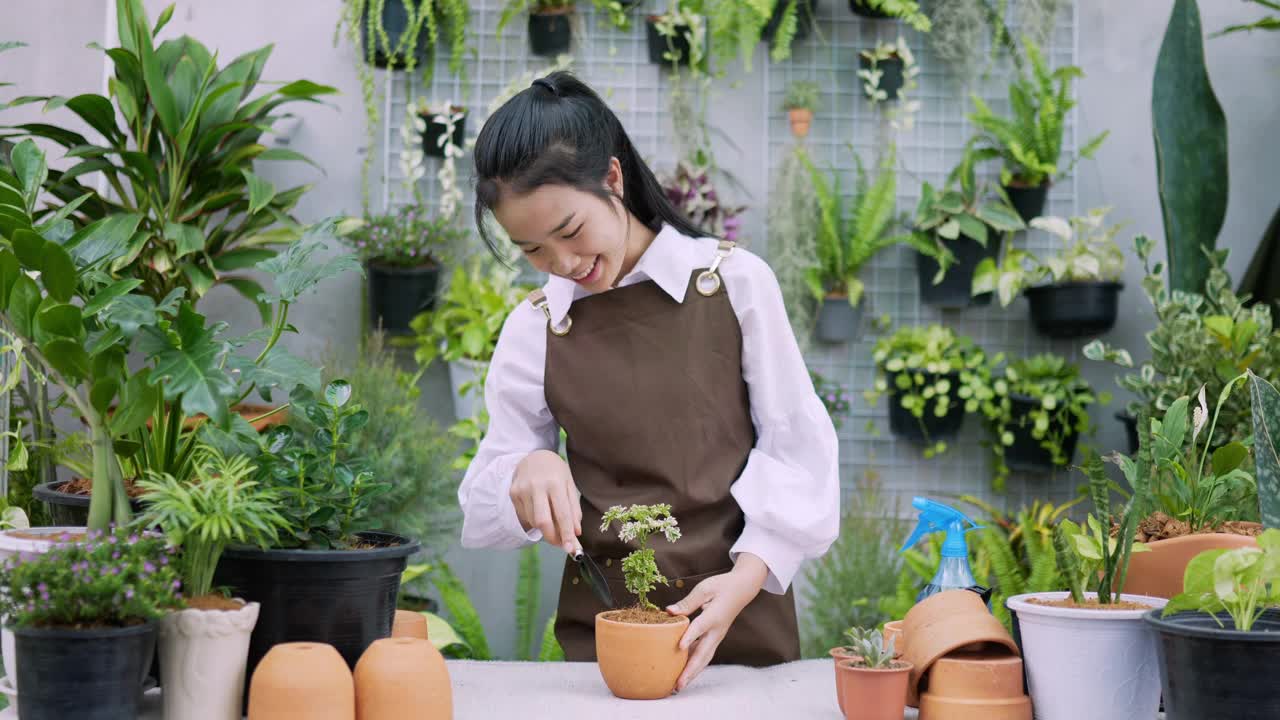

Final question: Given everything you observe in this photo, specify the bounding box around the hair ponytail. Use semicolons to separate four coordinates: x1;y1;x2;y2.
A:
472;70;707;259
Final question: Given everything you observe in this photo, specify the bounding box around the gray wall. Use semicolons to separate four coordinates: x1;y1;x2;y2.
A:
4;0;1280;659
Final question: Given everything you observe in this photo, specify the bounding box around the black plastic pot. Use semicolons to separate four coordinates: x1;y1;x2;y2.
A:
1147;608;1280;720
1004;181;1050;224
213;530;420;706
887;372;966;445
764;0;817;43
1024;281;1124;339
849;0;892;17
859;53;904;100
1117;411;1139;454
367;261;440;335
528;10;572;56
646;16;695;66
14;621;156;720
361;0;430;69
420;108;466;158
1002;393;1079;473
33;481;144;528
916;233;1001;309
815;296;863;344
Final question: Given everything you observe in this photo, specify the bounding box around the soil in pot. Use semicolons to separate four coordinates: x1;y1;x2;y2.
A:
1024;282;1123;339
14;621;157;720
1001;394;1079;473
595;608;688;700
836;658;913;720
420;108;466;158
34;479;146;527
646;17;695;67
849;0;893;18
528;8;573;56
859;53;905;100
1146;608;1280;720
887;372;966;445
917;234;1001;308
367;261;440;336
1002;181;1050;224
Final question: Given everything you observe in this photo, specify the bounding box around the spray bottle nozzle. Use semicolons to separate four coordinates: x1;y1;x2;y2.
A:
899;497;983;558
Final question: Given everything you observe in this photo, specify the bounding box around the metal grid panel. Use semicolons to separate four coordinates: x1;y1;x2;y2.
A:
384;0;1085;515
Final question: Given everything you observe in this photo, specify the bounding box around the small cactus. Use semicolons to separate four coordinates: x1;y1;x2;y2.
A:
843;626;896;668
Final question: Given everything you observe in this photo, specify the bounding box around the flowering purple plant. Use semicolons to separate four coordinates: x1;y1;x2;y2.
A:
346;205;468;268
0;530;183;629
812;370;852;429
659;160;747;243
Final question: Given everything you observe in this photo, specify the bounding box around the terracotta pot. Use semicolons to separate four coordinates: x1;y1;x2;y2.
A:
183;403;289;433
836;658;913;720
248;642;354;720
160;600;260;720
882;620;904;658
924;649;1025;699
1123;532;1259;598
354;637;451;720
391;610;429;640
830;646;860;715
595;611;689;700
788;108;813;138
902;589;1019;707
917;694;1032;720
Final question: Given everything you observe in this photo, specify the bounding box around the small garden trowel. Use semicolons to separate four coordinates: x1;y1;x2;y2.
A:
572;544;615;609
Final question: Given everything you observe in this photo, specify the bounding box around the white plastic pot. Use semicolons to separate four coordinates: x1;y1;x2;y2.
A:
0;527;86;686
1006;591;1167;720
448;357;487;421
159;600;260;720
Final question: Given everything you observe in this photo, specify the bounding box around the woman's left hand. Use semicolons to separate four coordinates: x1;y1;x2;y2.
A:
665;553;769;692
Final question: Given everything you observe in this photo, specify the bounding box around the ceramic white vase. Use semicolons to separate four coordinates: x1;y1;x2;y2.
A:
0;527;85;685
159;600;260;720
447;358;487;421
1006;591;1167;720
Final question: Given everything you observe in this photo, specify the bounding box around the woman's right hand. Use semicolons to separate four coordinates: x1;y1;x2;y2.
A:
511;449;583;553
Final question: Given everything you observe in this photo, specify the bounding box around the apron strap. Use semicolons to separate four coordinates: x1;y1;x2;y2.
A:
695;240;736;297
527;289;572;336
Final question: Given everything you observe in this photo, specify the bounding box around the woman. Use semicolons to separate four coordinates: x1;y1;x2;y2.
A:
459;71;839;691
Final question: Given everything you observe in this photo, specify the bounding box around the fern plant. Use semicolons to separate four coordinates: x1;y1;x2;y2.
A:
706;0;774;72
968;38;1108;189
853;0;931;32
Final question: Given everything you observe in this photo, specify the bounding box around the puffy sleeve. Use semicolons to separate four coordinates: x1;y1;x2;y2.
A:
457;302;559;549
723;249;841;594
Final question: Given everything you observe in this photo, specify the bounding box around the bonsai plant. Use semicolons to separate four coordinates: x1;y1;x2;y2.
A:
135;445;288;720
912;149;1026;308
659;158;746;243
973;207;1126;338
595;503;685;700
497;0;576;56
347;205;466;335
803;147;940;343
859;37;918;104
967;39;1109;223
847;0;931;31
833;627;912;720
866;325;996;456
0;531;181;720
782;80;821;138
1006;447;1166;720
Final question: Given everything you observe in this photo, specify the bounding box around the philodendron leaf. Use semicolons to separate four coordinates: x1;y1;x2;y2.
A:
255;238;361;305
229;347;320;402
1249;370;1280;528
145;304;236;427
100;294;159;337
111;369;159;437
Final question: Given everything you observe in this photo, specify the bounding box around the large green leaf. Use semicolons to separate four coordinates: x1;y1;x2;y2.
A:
276;79;339;98
228;346;320;401
66;214;143;268
256;238;360;304
100;294;159;336
112;369;159;436
10;139;47;211
41;243;78;302
241;170;276;216
7;274;40;338
140;38;181;139
34;302;85;343
0;251;18;312
1250;371;1280;528
82;279;143;317
11;229;45;271
1153;0;1229;294
39;338;89;381
146;304;235;426
164;222;205;259
64;94;122;143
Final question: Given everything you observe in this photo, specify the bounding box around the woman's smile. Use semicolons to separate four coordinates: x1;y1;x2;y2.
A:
569;256;602;285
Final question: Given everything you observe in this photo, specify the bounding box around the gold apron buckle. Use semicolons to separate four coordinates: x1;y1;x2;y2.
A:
527;289;572;336
696;240;735;297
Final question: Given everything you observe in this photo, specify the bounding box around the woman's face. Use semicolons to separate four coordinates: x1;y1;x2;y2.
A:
492;157;633;294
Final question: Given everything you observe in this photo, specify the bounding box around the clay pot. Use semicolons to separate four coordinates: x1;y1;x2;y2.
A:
918;694;1032;720
160;600;261;720
1123;532;1259;598
902;589;1019;707
830;646;860;715
917;650;1032;719
595;611;689;700
354;637;451;720
836;658;913;720
882;620;904;658
391;610;429;640
248;642;354;720
788;108;813;138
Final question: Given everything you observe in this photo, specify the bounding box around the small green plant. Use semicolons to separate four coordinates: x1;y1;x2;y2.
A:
0;530;182;628
843;626;897;668
1071;440;1154;604
859;38;919;106
590;0;638;30
973;207;1126;306
967;38;1108;189
783;80;822;112
853;0;931;32
812;371;852;430
135;445;289;599
652;4;709;71
1162;528;1280;631
411;258;533;367
600;504;682;611
1057;515;1152;604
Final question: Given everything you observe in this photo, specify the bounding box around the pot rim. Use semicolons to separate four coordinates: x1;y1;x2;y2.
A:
220;530;420;562
1135;530;1260;549
1143;608;1280;641
595;610;690;629
166;598;256;615
836;658;913;673
365;258;442;272
33;481;146;508
1006;591;1167;621
1002;178;1053;190
12;618;158;640
1024;280;1125;294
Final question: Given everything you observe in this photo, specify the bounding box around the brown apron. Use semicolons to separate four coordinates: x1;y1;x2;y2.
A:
534;241;800;666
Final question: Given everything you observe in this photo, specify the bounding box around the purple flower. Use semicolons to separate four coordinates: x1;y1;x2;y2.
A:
37;583;46;594
124;588;134;600
107;535;117;545
143;562;155;574
171;580;181;590
128;534;139;544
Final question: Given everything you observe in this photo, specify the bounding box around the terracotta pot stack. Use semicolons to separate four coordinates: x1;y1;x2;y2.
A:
900;590;1032;720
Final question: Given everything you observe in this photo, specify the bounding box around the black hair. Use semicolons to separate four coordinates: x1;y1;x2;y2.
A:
472;70;706;258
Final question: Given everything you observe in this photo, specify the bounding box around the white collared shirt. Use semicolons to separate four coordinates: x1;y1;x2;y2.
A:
457;224;840;594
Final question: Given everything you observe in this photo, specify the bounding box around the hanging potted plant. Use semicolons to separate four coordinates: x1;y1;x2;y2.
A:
0;531;182;720
834;627;912;720
1006;448;1166;720
659;158;747;242
848;0;931;30
972;207;1126;338
135;445;289;720
912;149;1026;309
212;380;421;698
763;0;819;61
589;0;643;32
859;37;918;103
347;206;465;336
867;325;995;457
595;504;686;700
979;354;1101;489
782;80;821;139
967;39;1108;223
804;147;939;343
410;98;467;160
647;3;707;69
498;0;576;56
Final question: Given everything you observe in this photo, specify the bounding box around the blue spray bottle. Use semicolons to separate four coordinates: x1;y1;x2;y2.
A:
900;497;983;603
